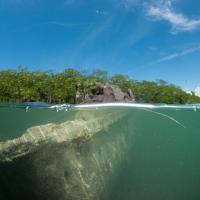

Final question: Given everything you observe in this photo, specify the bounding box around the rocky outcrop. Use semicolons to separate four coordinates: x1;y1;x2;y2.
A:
76;83;135;104
0;109;131;200
0;109;127;162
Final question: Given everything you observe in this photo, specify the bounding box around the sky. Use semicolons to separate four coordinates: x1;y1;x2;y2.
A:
0;0;200;91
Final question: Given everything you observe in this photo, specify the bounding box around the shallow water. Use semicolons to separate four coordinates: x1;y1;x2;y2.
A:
0;103;200;200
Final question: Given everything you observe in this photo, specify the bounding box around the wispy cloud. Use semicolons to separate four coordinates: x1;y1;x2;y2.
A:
127;45;200;75
146;0;200;33
144;45;200;67
46;21;85;28
63;0;83;7
120;0;141;9
95;10;107;15
11;21;86;33
0;0;35;8
67;14;116;66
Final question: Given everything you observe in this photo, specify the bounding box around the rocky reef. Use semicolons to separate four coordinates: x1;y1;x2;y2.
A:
0;108;133;200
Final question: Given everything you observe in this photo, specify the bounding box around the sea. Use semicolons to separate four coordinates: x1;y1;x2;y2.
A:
0;103;200;200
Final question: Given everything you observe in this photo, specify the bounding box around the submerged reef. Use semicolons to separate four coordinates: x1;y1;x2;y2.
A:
0;108;132;200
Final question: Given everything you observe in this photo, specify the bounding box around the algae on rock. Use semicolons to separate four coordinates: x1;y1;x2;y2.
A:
0;108;134;200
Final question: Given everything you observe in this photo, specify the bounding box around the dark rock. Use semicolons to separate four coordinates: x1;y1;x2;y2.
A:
76;83;135;104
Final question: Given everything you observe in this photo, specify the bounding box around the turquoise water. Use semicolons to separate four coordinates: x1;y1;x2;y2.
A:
0;103;200;199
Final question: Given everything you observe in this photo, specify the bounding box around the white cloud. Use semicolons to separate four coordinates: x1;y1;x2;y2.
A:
146;0;200;33
46;21;82;28
95;10;107;15
144;45;200;67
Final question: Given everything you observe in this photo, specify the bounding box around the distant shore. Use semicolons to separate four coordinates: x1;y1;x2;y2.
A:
0;67;200;104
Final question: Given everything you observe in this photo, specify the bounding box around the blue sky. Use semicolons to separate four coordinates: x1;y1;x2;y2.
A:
0;0;200;91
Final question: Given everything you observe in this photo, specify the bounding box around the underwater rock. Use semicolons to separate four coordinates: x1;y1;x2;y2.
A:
0;109;132;200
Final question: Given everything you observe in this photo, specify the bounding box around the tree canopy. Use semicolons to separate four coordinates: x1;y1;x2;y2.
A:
0;67;199;104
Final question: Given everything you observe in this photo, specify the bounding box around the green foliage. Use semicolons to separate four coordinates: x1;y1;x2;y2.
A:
0;68;199;104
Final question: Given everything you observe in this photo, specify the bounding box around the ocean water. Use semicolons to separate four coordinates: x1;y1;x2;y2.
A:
0;103;200;200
